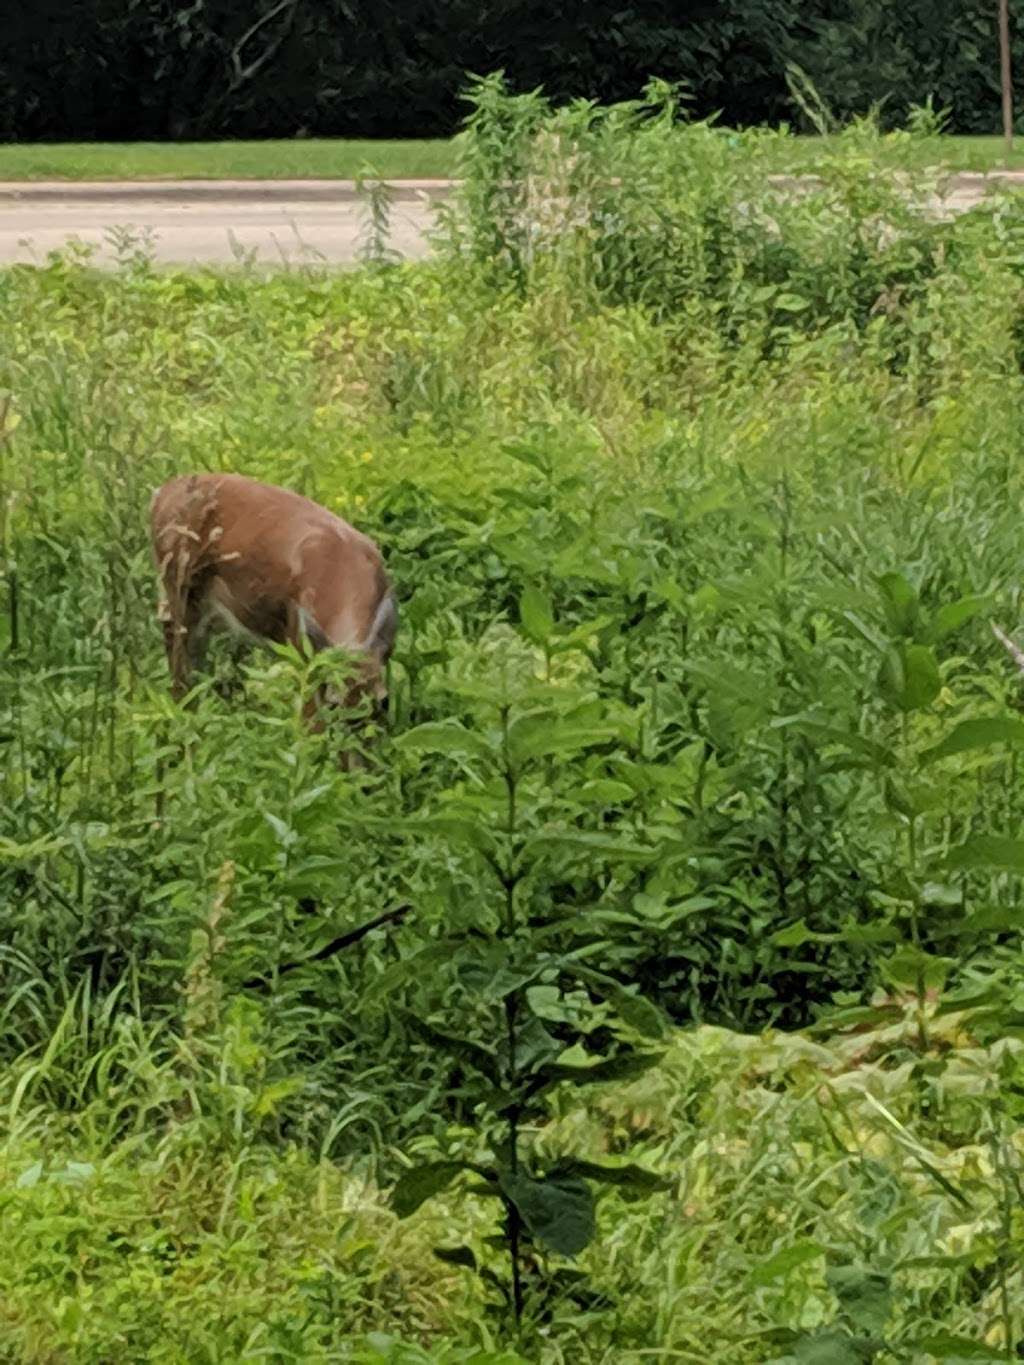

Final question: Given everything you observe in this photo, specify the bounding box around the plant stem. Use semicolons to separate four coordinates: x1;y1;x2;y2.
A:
775;474;791;917
901;712;929;1051
500;703;524;1325
989;1125;1015;1359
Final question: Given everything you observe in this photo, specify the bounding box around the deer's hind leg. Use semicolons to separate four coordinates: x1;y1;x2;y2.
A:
158;579;214;703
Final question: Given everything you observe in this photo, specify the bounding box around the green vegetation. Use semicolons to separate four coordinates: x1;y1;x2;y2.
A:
5;77;1024;1360
4;133;1024;184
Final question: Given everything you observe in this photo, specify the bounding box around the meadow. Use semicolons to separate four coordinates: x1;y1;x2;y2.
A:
4;79;1024;1362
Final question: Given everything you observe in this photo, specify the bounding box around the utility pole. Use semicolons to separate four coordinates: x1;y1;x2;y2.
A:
1000;0;1014;161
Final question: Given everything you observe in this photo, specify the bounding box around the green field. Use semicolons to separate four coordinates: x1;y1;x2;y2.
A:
2;132;1024;182
4;87;1024;1360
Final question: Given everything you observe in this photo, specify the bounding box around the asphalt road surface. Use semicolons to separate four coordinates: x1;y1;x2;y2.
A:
0;182;441;268
0;174;1021;269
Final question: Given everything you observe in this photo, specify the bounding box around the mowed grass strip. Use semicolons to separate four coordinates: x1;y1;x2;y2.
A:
0;138;457;182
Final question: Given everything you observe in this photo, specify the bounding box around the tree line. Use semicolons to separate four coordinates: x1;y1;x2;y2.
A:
1;0;1012;143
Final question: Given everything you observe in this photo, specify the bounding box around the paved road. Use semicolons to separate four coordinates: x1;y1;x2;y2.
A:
0;173;1022;269
0;181;445;267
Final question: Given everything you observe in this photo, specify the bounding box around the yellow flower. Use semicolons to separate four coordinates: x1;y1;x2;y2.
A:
361;450;373;462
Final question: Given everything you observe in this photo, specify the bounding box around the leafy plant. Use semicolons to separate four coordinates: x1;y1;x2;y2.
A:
386;636;671;1327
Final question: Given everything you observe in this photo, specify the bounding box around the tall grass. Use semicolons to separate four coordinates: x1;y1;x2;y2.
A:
2;81;1024;1358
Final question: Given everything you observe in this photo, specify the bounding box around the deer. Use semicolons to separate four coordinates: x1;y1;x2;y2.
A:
149;472;397;764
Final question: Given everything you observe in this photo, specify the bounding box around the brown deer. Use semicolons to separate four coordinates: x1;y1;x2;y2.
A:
149;472;397;757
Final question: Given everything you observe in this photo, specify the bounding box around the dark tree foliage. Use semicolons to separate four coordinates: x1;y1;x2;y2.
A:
0;0;1013;142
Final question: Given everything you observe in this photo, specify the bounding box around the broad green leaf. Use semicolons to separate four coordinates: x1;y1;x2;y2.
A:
899;643;941;711
502;442;551;477
262;812;296;847
775;292;810;311
946;835;1024;873
513;1013;562;1073
507;716;619;765
961;900;1024;934
464;1179;503;1199
631;892;716;924
554;615;618;649
688;582;722;617
524;984;566;1021
929;594;991;641
808;1001;903;1033
394;720;495;765
881;945;952;993
898;1252;980;1269
909;1334;1008;1360
649;575;686;611
876;571;919;637
391;1161;466;1218
606;984;668;1039
577;779;635;804
877;643;940;712
525;830;652;864
771;918;816;948
458;959;540;1002
827;1266;891;1334
537;1050;663;1090
748;1239;825;1286
559;1158;673;1193
499;1171;595;1256
933;986;1009;1017
286;784;334;817
519;584;555;644
571;965;667;1038
792;1332;874;1364
921;717;1024;764
51;1161;96;1185
922;881;967;907
433;1244;478;1270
